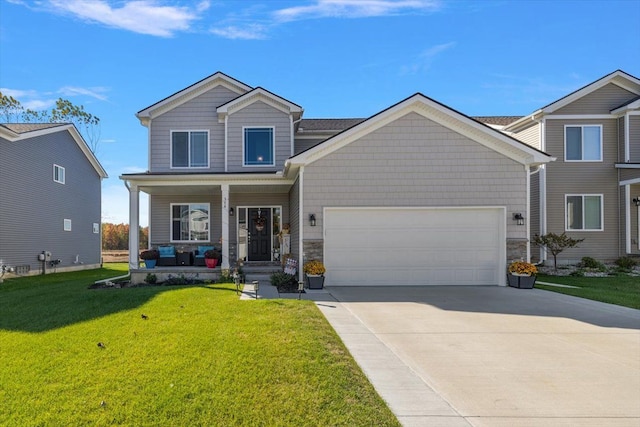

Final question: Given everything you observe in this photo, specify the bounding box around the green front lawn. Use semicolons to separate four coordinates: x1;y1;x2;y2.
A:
0;265;399;426
536;274;640;310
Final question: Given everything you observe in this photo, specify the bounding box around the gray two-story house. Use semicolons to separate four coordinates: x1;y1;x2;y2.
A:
505;70;640;263
122;72;552;286
0;123;107;277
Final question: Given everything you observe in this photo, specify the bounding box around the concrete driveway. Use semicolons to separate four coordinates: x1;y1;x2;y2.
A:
314;286;640;427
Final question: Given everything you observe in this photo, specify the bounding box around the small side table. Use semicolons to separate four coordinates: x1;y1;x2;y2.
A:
176;251;192;266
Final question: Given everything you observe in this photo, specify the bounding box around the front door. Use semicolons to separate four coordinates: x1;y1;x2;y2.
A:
248;208;271;261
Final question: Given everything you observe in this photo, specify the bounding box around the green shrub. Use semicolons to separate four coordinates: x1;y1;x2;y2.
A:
581;257;606;271
615;256;638;271
144;273;157;284
570;269;585;277
270;272;295;287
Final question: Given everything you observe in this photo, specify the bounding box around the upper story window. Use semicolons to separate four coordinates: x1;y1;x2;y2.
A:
171;203;210;242
171;131;209;168
566;194;603;231
53;164;65;184
565;125;602;161
244;127;274;166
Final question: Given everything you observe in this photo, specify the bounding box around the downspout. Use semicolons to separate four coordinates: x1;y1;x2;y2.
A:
298;166;304;283
526;164;531;262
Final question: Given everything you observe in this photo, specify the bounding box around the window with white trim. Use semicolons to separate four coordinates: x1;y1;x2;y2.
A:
566;194;603;231
64;219;72;231
171;131;209;168
54;164;65;184
171;203;210;242
565;125;602;161
243;127;274;166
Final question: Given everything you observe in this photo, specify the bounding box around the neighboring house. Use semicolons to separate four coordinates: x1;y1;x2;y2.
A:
0;123;107;277
121;72;552;286
505;70;640;264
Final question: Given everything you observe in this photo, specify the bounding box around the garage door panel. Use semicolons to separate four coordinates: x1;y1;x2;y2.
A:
324;208;505;286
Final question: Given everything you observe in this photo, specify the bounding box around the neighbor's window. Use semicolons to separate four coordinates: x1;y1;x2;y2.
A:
171;131;208;168
171;203;210;241
54;164;65;184
565;125;602;161
566;194;603;231
64;219;72;231
244;127;274;166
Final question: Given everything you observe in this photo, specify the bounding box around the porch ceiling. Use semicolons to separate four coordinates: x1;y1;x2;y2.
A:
138;183;291;195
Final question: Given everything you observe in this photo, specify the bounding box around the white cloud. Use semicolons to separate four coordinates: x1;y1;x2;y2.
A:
400;41;456;75
58;86;109;101
274;0;441;22
209;23;267;40
47;0;208;37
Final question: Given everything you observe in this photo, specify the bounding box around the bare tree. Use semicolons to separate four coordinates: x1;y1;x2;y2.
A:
0;92;101;154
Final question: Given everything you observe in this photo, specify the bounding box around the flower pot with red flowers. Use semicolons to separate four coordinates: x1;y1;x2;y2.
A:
140;249;159;269
204;249;220;268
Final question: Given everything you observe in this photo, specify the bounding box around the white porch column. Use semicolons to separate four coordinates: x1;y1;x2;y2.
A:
625;184;631;254
127;183;140;270
221;184;230;269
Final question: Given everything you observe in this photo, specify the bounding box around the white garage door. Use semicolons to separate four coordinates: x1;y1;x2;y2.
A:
324;207;506;286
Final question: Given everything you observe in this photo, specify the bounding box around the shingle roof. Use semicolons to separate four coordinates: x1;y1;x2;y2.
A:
612;95;640;110
472;116;523;126
0;123;68;133
298;118;365;132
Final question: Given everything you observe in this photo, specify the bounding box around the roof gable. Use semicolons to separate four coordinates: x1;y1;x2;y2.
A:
287;93;553;169
1;123;107;178
136;72;253;125
216;87;303;121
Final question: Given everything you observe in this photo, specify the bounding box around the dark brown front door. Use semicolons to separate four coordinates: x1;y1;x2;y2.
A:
248;208;271;261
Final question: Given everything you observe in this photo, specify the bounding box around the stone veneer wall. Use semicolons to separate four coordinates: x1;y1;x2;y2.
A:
507;238;528;262
302;240;323;264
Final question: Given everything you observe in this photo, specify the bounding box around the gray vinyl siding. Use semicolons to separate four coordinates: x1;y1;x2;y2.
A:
512;122;541;149
628;184;640;255
149;86;238;172
294;138;326;155
554;84;637;115
620;168;640;182
302;112;528;241
630;115;640;163
619;117;626;162
0;131;102;272
226;101;292;172
544;119;619;261
288;177;300;262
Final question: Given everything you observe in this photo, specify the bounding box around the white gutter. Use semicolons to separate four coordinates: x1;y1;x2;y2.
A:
298;166;304;283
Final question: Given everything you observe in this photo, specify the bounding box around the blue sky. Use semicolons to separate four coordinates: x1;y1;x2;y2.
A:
1;0;639;226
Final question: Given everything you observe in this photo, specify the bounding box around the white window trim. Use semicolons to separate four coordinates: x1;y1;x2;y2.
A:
565;194;604;232
93;223;100;234
242;126;276;167
64;219;72;231
564;124;603;162
170;202;211;243
53;164;65;184
235;205;282;262
169;130;210;169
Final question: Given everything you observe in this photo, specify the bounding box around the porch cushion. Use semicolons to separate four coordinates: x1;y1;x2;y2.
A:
158;246;175;257
195;246;215;258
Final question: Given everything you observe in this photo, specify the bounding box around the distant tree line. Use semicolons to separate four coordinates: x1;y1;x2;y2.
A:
102;223;149;250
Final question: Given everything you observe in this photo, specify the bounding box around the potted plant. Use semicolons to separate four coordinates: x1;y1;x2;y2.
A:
140;249;159;269
507;260;537;289
204;249;220;268
303;260;326;289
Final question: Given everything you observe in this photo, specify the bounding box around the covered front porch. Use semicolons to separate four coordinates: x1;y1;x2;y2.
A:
619;166;640;255
121;172;296;272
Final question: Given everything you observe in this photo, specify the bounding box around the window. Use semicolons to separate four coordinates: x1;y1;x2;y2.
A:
64;219;72;231
565;125;602;161
54;164;65;184
171;131;208;168
93;223;100;234
244;127;274;166
566;195;603;231
171;203;210;242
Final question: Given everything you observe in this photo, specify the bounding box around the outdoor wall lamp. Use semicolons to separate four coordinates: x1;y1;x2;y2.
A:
513;213;525;226
309;214;316;227
633;197;640;207
229;207;235;216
